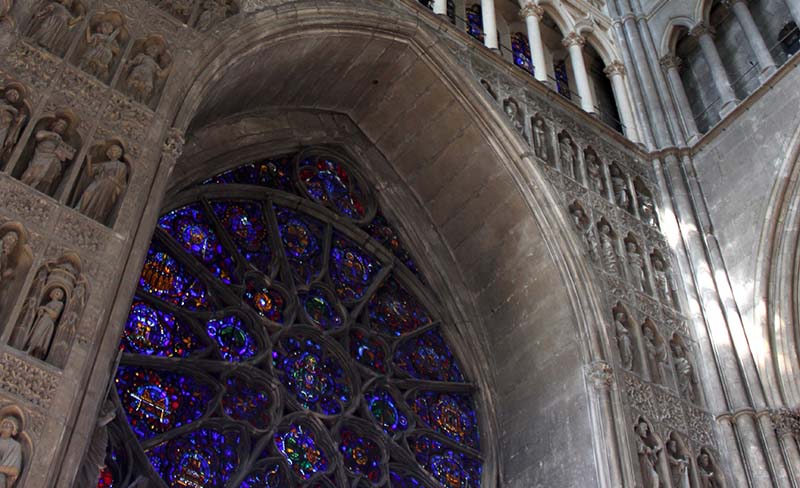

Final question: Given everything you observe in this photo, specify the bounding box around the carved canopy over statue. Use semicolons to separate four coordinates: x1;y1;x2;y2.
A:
8;252;88;368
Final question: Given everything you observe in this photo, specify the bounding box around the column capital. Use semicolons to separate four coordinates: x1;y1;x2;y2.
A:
603;60;626;77
659;54;681;71
562;31;585;48
519;3;544;20
690;21;715;39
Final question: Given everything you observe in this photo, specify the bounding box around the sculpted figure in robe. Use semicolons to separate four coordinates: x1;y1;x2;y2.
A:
667;439;690;488
80;21;121;79
125;41;170;104
20;117;76;195
614;311;633;370
29;0;84;52
626;241;646;291
0;416;21;488
533;118;548;161
559;134;575;178
0;88;26;161
635;421;662;488
76;143;128;223
610;165;630;210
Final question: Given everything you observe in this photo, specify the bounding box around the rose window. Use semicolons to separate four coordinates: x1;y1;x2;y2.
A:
102;150;483;487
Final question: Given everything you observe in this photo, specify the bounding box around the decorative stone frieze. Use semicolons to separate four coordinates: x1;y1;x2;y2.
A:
0;352;58;408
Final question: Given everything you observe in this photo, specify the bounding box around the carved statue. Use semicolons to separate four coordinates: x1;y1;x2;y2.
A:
652;255;673;305
639;191;656;226
155;0;193;19
643;325;666;383
0;88;27;161
626;241;646;291
598;224;618;275
570;206;597;262
80;21;121;80
124;39;171;104
586;152;604;193
19;117;76;195
532;118;548;161
614;311;633;370
610;165;630;210
635;420;662;488
667;439;690;488
0;231;18;287
196;0;232;31
671;339;697;403
503;98;523;134
0;416;21;488
29;0;84;53
75;399;116;488
698;451;726;488
76;143;129;224
480;79;497;100
11;257;87;365
559;134;575;178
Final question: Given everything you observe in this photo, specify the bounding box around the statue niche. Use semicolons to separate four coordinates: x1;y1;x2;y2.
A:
531;115;549;162
8;253;88;368
624;234;647;292
597;219;620;276
76;11;129;83
480;79;497;100
635;177;658;228
697;448;726;487
666;433;694;488
15;112;81;197
650;250;675;306
642;320;667;384
27;0;86;56
612;304;636;371
71;139;130;225
121;35;172;106
569;201;598;263
634;418;667;488
0;82;30;166
558;131;578;179
195;0;238;32
671;334;700;404
0;406;31;488
502;97;524;135
584;148;605;194
609;162;632;212
0;223;32;329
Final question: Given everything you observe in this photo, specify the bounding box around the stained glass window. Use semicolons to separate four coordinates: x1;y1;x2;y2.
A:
555;59;572;100
512;32;534;76
105;150;482;487
467;4;484;42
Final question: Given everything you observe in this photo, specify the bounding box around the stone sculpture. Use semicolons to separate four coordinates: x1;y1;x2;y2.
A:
585;152;604;193
80;21;121;80
635;420;662;488
196;0;232;31
124;38;171;104
652;255;673;305
559;134;575;178
671;338;697;403
19;117;76;195
532;118;548;161
76;143;129;224
614;311;633;370
598;223;618;275
29;0;84;53
0;87;27;161
0;416;21;488
643;325;666;383
155;0;193;19
698;451;726;488
610;165;630;210
0;231;18;287
667;438;691;488
639;191;656;226
626;241;646;291
570;205;598;262
503;98;523;134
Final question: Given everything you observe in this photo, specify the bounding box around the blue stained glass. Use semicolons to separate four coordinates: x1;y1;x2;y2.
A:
466;4;484;42
298;157;368;220
158;204;234;284
368;276;431;336
121;299;204;357
555;59;571;100
211;201;273;275
139;242;209;310
339;426;385;482
147;427;240;488
222;373;274;430
330;233;381;302
203;157;293;191
115;366;214;441
240;463;287;487
275;206;325;285
512;32;534;76
394;328;464;382
243;278;286;323
349;328;388;374
300;288;343;330
274;421;330;480
366;211;419;275
409;435;482;488
390;470;427;487
411;390;479;449
273;334;352;415
206;314;258;362
364;387;409;435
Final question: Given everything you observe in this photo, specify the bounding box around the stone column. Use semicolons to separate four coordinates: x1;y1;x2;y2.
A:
562;32;596;114
481;0;498;50
433;0;447;16
604;61;639;142
723;0;776;80
519;3;547;83
788;1;800;28
691;22;739;115
660;55;700;142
